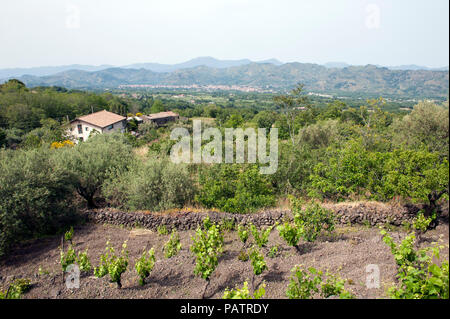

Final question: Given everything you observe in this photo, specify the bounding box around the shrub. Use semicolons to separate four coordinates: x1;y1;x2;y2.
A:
0;148;77;258
238;249;249;262
76;248;92;273
220;218;235;232
249;223;274;248
202;216;213;230
308;139;384;200
103;157;196;212
223;281;266;299
249;247;267;276
413;210;435;234
237;224;249;245
157;225;169;236
308;138;449;206
267;245;279;258
286;266;354;299
60;245;77;272
277;221;302;248
191;222;224;280
164;229;182;258
381;229;449;299
196;164;276;213
190;220;224;298
64;226;74;244
248;247;268;292
0;278;31;299
378;149;449;207
94;240;129;288
278;199;335;250
135;248;156;286
295;201;335;242
392;101;449;157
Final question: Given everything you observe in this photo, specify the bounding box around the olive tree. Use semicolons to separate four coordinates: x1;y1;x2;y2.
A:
55;133;133;208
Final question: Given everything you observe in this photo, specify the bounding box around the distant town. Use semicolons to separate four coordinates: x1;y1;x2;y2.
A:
118;84;276;93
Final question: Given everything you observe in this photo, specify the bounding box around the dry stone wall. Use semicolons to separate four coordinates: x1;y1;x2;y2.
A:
82;201;448;230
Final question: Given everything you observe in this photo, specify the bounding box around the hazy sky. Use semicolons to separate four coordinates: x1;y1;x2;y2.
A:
0;0;448;68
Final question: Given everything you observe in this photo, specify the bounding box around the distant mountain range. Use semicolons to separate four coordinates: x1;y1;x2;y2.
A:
1;57;447;79
10;62;448;99
324;62;449;71
122;57;284;73
0;64;114;79
0;57;283;78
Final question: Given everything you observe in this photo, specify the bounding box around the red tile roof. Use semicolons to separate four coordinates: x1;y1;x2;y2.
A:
73;110;126;128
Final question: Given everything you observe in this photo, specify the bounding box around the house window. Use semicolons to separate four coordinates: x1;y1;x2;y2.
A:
77;124;82;134
85;127;89;131
107;124;114;130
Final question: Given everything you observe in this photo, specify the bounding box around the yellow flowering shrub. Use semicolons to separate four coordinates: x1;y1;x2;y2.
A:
50;140;74;149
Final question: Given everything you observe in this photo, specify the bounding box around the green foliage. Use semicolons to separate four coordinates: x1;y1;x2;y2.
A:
278;199;335;246
237;224;249;244
157;225;169;236
308;138;449;204
38;266;49;276
294;201;335;242
64;226;74;244
55;133;133;208
60;227;90;273
392;101;449;157
0;278;31;299
238;249;249;262
76;248;92;273
308;139;385;200
202;216;213;230
0;128;6;148
164;229;182;258
196;164;276;214
253;110;277;131
381;229;449;299
321;272;354;299
286;266;321;299
277;221;302;247
220;218;235;232
273;84;311;145
378;149;449;204
413;211;435;233
150;100;165;113
249;223;274;248
286;266;354;299
60;245;77;272
223;281;266;299
190;222;224;280
0;80;129;136
0;147;76;257
267;245;279;258
249;247;267;276
135;248;156;286
94;240;129;288
224;114;244;128
103;157;196;212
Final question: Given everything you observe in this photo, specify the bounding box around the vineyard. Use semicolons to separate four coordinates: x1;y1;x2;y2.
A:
0;203;448;299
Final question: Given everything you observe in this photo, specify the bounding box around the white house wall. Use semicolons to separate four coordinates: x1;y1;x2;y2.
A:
67;120;126;143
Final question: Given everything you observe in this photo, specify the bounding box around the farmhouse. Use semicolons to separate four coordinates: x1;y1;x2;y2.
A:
143;111;179;126
67;110;127;143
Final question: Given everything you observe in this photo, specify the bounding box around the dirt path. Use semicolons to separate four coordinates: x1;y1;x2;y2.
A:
0;222;448;299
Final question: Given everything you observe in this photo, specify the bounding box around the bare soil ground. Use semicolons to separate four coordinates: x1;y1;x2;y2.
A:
0;221;448;299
